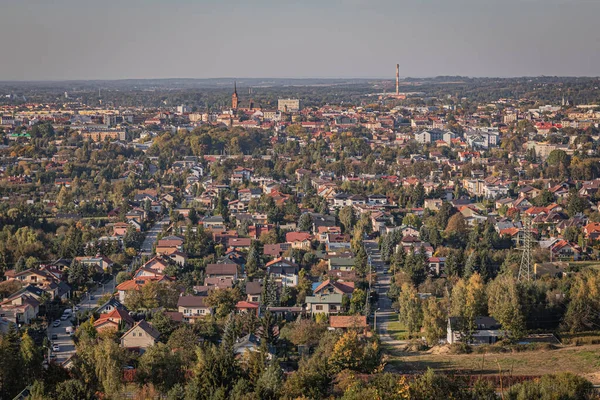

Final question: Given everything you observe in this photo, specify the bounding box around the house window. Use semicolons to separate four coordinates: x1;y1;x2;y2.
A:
315;305;323;311
330;305;337;311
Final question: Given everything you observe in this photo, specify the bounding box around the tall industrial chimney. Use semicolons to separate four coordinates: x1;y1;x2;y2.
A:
396;64;399;95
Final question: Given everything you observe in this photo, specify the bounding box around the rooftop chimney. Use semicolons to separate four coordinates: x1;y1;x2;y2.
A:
396;64;399;95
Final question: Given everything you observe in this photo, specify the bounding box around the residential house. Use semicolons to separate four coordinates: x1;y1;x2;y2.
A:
329;315;368;332
305;293;344;315
286;232;312;250
266;258;299;287
328;257;355;271
205;264;238;282
0;293;40;325
550;240;581;260
245;281;263;303
313;279;355;297
447;316;503;345
94;308;134;332
235;301;260;316
120;320;160;353
178;296;212;323
96;298;127;314
75;255;114;272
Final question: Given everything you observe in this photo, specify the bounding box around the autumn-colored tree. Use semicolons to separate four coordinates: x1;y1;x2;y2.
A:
398;283;422;336
487;275;525;340
422;297;447;346
445;212;468;235
329;330;381;374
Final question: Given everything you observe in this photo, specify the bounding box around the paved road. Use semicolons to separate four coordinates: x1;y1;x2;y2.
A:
47;276;115;365
140;216;170;256
365;240;403;345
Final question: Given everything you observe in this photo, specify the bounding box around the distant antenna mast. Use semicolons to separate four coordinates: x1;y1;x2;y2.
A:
396;64;400;95
518;216;533;282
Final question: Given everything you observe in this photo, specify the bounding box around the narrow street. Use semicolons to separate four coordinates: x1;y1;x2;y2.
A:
365;240;405;346
140;216;170;256
47;276;115;365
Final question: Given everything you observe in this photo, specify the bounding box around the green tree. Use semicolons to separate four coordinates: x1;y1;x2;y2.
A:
298;213;313;232
422;297;447;346
398;283;422;336
20;331;42;383
206;288;242;319
254;362;283;400
137;342;185;394
339;206;356;233
506;373;594;400
261;274;279;308
55;379;94;400
94;338;126;398
487;275;526;341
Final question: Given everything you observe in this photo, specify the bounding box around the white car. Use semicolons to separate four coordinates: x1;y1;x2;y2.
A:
52;345;60;352
60;314;69;321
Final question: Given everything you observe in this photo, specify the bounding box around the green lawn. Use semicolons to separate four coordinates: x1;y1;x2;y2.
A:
386;317;411;341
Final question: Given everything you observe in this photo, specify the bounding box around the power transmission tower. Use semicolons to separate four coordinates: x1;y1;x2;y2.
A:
518;216;533;282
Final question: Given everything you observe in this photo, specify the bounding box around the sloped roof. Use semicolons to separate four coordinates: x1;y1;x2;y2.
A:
329;315;368;329
122;320;160;340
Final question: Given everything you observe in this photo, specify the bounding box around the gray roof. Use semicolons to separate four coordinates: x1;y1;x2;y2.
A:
177;295;208;308
305;293;344;304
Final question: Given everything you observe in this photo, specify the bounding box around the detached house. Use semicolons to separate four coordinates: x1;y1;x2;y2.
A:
286;232;312;250
120;320;160;353
447;316;504;345
0;293;40;325
177;296;212;323
266;258;299;287
313;279;355;297
205;264;238;282
94;308;135;333
305;293;344;315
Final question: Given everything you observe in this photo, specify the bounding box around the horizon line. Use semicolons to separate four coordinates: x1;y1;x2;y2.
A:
1;75;600;84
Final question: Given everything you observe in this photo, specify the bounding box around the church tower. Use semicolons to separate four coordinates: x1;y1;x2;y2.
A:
231;81;239;109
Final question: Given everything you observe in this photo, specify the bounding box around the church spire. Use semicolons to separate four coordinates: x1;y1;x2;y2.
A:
231;80;239;109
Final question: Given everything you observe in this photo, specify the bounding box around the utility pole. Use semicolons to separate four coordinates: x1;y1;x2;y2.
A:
365;250;372;316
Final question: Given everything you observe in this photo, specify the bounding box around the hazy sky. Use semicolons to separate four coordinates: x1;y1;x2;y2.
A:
2;0;600;80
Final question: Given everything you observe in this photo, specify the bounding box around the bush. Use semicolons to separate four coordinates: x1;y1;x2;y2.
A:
448;343;472;354
506;373;594;400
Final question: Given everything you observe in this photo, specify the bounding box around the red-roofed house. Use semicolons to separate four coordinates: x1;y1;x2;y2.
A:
286;232;312;250
313;279;355;296
94;308;135;332
235;301;260;316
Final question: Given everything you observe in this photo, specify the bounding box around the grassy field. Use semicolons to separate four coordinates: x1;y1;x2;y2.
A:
385;343;600;384
385;314;411;341
569;261;600;269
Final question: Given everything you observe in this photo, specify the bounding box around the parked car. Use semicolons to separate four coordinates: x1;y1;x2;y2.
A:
51;334;58;340
60;314;69;321
52;320;61;327
52;345;60;352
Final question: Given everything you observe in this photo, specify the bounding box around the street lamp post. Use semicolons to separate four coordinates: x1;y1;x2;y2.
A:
374;308;381;331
